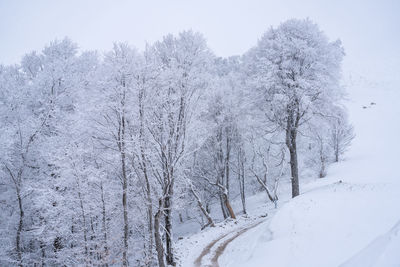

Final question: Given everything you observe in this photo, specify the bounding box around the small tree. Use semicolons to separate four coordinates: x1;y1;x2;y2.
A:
249;137;285;208
305;120;333;178
329;111;355;162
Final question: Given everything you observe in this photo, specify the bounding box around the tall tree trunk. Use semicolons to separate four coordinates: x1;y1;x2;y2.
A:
141;156;154;265
286;109;300;198
319;159;326;178
225;136;230;201
16;187;24;267
286;127;299;197
100;183;109;267
40;240;45;267
120;128;129;266
222;192;236;219
154;200;165;267
221;136;236;219
121;151;129;267
216;128;228;219
119;85;129;266
238;151;246;215
288;145;299;197
219;192;228;219
90;217;96;262
138;90;153;266
77;188;89;265
164;186;175;266
144;176;153;266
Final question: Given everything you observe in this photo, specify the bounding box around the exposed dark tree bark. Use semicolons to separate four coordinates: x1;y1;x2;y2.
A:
137;81;153;266
219;192;228;219
164;188;175;266
16;185;24;267
114;77;129;267
120;120;129;267
77;179;89;263
204;176;236;219
213;128;236;219
285;105;301;198
154;199;165;267
225;135;231;202
100;182;109;267
237;147;246;214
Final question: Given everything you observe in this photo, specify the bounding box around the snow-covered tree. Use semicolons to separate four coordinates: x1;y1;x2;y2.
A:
0;20;352;267
144;31;213;266
329;108;355;162
245;18;344;197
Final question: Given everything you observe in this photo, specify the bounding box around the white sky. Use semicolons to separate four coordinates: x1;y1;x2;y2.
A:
1;0;399;81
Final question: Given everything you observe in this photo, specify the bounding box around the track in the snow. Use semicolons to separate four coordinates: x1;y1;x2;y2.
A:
194;220;265;267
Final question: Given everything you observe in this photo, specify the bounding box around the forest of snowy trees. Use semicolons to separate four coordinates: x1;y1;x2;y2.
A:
0;19;354;266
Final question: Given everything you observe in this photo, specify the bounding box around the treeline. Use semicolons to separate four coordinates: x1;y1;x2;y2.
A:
0;19;353;266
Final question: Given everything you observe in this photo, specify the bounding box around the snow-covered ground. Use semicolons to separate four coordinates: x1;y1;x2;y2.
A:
175;193;274;267
178;74;400;267
218;75;400;267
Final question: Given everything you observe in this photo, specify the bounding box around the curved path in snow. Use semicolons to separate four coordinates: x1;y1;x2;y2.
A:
194;219;266;267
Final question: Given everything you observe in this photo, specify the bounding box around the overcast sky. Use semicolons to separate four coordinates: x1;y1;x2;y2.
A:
1;0;399;81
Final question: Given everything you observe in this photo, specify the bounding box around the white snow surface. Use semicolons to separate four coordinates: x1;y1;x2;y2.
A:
175;193;275;267
178;74;400;267
218;75;400;267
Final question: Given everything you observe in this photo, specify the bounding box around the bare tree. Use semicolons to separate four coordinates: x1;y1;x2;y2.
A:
236;146;247;214
330;116;355;162
249;140;285;208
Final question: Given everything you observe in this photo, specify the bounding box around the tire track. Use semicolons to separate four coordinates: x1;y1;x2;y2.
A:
194;231;232;267
194;220;265;267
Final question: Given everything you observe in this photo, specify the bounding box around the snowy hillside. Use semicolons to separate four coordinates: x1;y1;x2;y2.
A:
215;76;400;267
2;3;398;264
174;74;400;267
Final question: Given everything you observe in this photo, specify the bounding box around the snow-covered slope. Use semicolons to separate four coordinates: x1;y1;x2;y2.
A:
219;76;400;267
